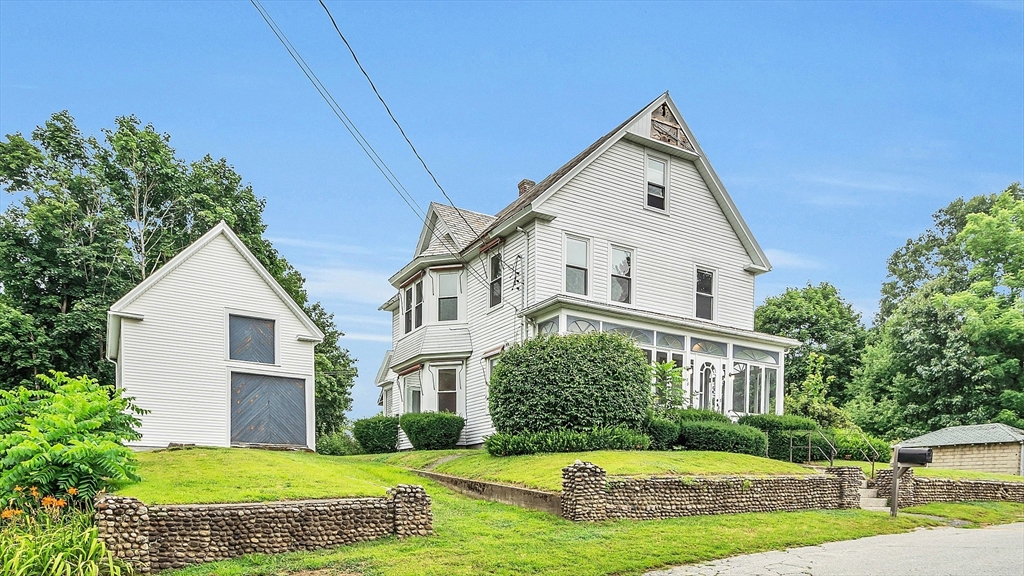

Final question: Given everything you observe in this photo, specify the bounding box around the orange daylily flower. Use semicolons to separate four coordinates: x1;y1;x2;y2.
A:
66;487;79;496
29;486;40;498
1;508;22;519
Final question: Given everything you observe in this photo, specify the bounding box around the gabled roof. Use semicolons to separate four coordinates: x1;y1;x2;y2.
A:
899;423;1024;448
465;92;772;272
375;350;395;386
415;202;495;257
106;221;325;359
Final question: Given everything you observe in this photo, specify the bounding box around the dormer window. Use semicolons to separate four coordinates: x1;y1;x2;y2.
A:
646;156;666;210
438;272;459;321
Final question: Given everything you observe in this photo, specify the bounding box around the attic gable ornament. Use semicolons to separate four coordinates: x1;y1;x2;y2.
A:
651;102;695;152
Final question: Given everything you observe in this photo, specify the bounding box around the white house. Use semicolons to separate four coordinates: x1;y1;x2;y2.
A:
106;222;324;449
375;93;801;448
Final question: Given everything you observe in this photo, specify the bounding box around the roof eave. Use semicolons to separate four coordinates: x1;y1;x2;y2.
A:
388;254;461;287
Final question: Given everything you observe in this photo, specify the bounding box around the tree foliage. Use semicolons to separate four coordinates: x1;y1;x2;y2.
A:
0;112;356;433
755;282;866;404
849;184;1024;439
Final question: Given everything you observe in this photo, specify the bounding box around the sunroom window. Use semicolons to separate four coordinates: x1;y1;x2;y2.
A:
647;156;666;210
565;237;589;295
611;247;633;304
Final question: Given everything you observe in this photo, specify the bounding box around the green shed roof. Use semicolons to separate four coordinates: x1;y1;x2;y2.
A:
898;423;1024;448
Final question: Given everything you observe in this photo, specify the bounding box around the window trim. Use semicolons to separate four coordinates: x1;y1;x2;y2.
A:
430;363;463;416
644;150;670;213
608;244;635;306
563;233;592;297
488;252;503;308
694;265;718;321
225;309;280;366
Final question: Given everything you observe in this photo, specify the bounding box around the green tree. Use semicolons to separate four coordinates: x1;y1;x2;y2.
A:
755;282;867;405
849;184;1024;439
0;112;356;433
652;360;685;414
784;353;850;429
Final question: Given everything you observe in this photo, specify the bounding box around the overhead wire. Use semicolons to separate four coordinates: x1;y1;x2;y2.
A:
250;0;494;293
316;0;484;240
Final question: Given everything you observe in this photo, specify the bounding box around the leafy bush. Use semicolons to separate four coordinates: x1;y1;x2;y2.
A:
400;412;466;450
489;332;651;434
738;414;818;461
485;427;651;456
676;421;767;457
316;429;362;456
0;372;145;501
352;415;399;454
1;502;130;576
831;428;891;462
671;408;731;424
645;415;680;451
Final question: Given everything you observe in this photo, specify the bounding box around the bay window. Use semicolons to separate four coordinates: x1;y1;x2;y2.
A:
437;272;459;321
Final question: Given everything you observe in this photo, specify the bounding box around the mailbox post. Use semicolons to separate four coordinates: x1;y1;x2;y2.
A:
890;446;932;517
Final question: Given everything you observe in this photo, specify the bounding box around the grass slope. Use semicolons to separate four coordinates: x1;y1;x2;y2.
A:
357;450;813;492
904;502;1024;525
117;448;421;504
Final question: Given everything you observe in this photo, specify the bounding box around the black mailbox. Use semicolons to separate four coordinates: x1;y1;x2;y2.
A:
897;447;933;465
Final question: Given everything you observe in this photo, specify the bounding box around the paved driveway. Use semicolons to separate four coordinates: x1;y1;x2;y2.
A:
646;523;1024;576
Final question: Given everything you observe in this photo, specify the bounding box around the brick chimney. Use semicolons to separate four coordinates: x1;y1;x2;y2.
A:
518;179;536;196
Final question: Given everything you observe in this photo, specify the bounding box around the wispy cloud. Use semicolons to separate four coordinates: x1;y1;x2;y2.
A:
764;248;821;270
798;174;918;194
341;332;393;343
302;266;395;305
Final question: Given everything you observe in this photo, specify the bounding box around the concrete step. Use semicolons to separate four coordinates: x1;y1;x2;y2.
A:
860;497;888;508
858;488;879;498
861;505;891;513
860;480;869;489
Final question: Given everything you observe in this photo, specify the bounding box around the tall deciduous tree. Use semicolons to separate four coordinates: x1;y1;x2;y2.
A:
754;282;867;405
0;112;356;434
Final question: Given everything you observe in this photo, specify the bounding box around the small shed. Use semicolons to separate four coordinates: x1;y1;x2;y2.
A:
106;222;324;449
898;423;1024;476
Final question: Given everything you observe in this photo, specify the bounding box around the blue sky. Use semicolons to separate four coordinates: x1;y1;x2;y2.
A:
2;1;1022;419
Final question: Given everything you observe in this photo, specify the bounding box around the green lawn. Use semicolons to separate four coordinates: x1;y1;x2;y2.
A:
903;501;1024;525
357;450;813;492
117;448;421;504
819;460;1024;483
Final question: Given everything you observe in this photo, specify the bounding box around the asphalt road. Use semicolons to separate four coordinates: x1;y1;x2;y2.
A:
646;523;1024;576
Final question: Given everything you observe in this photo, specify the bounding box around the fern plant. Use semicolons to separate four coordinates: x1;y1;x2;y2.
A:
0;372;147;502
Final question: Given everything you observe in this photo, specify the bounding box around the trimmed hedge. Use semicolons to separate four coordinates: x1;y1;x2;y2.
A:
671;408;731;424
352;415;399;454
400;412;466;450
738;414;819;462
484;427;651;457
676;421;767;457
646;416;680;451
489;332;652;434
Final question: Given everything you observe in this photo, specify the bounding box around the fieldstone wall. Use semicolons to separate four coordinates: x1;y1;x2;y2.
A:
876;468;1024;508
559;463;862;522
95;485;431;572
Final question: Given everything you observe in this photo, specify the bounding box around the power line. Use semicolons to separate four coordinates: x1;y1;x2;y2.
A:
250;0;493;293
317;0;483;240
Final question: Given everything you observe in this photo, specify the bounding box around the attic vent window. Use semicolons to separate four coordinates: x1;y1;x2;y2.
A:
650;103;694;152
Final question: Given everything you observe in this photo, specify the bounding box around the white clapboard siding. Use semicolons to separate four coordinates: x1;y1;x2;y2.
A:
533;139;756;330
117;232;316;448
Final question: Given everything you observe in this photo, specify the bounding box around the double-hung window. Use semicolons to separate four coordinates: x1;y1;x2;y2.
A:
437;368;457;413
646;156;667;210
489;254;502;307
438;272;459;321
610;246;633;304
403;280;423;333
565;237;589;295
407;385;421;414
696;268;714;320
403;287;413;333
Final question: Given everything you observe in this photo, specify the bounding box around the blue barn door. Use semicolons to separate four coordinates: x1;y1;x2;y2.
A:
231;373;307;446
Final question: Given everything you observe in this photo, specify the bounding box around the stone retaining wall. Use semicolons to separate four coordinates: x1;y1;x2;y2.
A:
876;468;1024;508
415;469;562;516
560;462;862;522
95;485;431;573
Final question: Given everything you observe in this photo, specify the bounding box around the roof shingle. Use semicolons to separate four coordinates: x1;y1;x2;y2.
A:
898;423;1024;448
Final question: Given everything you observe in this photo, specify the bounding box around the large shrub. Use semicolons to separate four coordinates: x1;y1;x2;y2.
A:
316;429;362;456
489;332;651;434
831;429;891;463
351;415;399;454
0;372;145;501
676;421;767;457
738;414;818;461
645;415;680;451
485;427;651;457
671;408;731;424
400;412;466;450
